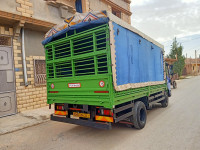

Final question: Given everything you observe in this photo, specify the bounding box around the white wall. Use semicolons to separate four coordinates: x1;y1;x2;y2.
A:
24;29;46;57
88;0;109;11
0;0;20;15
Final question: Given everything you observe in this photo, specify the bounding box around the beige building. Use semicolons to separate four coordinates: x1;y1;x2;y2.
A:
0;0;132;117
182;58;200;76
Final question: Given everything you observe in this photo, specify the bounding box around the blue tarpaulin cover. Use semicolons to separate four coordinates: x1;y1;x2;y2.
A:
42;17;109;45
112;22;164;86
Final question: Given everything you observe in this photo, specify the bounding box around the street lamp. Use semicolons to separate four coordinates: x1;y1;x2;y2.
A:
195;49;200;75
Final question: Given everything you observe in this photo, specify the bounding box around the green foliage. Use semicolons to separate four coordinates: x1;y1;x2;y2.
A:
169;38;185;76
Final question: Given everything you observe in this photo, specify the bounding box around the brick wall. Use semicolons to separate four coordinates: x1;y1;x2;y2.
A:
13;33;47;112
16;0;33;17
14;44;47;112
13;0;48;112
0;26;13;36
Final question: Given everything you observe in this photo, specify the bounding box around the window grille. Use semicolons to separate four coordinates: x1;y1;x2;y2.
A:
0;36;11;46
34;59;46;86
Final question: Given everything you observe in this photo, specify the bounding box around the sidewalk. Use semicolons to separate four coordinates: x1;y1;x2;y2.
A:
0;106;54;135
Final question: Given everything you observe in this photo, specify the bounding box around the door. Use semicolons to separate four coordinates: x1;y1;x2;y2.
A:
0;45;16;117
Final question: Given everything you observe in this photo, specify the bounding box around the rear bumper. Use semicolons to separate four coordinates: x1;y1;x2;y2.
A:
50;114;112;130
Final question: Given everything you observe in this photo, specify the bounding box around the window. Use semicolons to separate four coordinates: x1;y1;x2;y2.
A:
75;0;82;13
34;59;46;86
112;8;121;18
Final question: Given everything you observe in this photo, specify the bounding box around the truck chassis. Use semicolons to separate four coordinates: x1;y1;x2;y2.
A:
51;90;168;129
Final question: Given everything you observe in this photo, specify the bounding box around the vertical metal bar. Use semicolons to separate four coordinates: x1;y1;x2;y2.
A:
107;25;114;106
106;26;112;75
195;50;198;75
52;45;56;78
93;32;98;75
70;40;75;77
44;46;49;79
21;28;28;86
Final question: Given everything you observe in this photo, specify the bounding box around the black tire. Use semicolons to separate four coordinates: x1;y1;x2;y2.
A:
161;92;169;108
168;89;172;97
130;101;147;129
173;81;177;89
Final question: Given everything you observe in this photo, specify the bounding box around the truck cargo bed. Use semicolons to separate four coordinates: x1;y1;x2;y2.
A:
43;11;166;109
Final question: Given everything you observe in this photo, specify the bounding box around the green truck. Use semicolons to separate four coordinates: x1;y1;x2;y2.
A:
42;11;170;129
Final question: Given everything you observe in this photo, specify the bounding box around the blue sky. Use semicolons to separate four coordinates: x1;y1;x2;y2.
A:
130;0;200;58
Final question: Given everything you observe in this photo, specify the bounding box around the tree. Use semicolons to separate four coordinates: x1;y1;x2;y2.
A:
168;37;185;77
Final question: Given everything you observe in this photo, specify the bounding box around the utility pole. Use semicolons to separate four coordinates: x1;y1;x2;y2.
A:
195;50;197;75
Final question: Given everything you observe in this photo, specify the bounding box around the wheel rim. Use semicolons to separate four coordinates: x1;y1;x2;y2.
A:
139;108;146;123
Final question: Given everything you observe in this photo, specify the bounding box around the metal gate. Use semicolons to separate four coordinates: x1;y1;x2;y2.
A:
0;37;17;117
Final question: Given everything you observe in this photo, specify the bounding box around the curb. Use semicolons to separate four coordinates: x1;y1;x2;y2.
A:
0;119;49;136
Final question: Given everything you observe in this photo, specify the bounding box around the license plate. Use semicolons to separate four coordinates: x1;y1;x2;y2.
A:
68;83;81;88
73;112;90;118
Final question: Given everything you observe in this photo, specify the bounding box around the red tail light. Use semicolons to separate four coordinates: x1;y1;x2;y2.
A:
103;109;110;116
96;107;113;116
57;105;64;110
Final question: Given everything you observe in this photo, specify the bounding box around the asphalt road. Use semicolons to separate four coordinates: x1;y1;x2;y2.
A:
1;76;200;150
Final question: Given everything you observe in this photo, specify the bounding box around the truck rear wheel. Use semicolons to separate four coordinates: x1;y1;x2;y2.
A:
161;92;169;108
130;101;147;129
173;81;177;89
